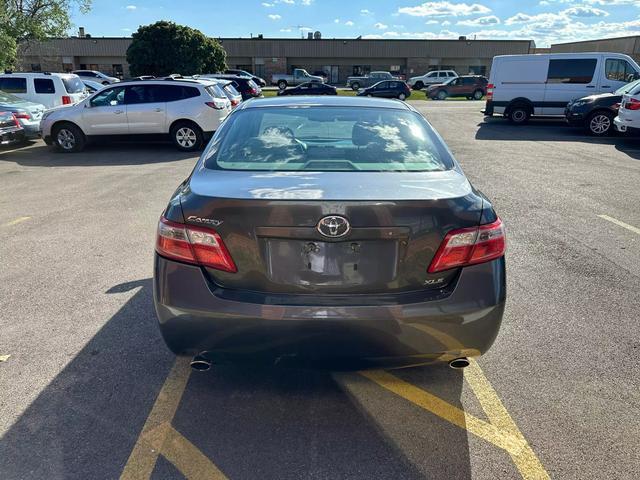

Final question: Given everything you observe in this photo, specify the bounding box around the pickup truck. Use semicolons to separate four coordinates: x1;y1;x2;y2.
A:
346;71;397;90
272;69;324;89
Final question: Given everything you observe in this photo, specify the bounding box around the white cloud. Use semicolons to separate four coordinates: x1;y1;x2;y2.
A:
457;15;500;26
425;20;439;24
345;20;355;26
125;5;136;10
280;28;292;32
334;18;340;23
261;2;274;6
268;14;282;20
442;20;451;26
398;2;491;17
562;5;609;17
374;22;389;29
300;0;313;5
363;29;460;39
360;9;372;15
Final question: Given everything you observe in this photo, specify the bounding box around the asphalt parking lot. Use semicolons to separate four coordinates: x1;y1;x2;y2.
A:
1;101;639;480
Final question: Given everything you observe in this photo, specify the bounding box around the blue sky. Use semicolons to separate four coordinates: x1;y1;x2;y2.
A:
70;0;640;47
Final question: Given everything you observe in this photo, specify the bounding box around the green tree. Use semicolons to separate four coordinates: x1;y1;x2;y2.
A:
0;0;92;69
126;21;226;77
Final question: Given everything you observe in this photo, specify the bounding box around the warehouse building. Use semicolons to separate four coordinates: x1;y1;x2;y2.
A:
16;31;534;83
550;35;640;63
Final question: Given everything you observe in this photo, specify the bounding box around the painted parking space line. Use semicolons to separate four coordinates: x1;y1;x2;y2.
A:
598;214;640;236
2;216;31;227
120;357;228;480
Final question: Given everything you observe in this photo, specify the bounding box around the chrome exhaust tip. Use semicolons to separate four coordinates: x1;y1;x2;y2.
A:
448;357;470;369
190;355;212;372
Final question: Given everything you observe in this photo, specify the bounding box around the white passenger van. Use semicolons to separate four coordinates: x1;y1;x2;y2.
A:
484;53;640;124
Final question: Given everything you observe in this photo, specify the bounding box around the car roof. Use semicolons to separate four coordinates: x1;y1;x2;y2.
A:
237;95;412;111
0;72;78;78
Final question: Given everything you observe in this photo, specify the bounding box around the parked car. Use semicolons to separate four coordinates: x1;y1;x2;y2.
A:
207;80;242;108
40;79;231;153
277;82;337;96
202;75;262;100
347;71;397;90
153;96;506;370
565;79;640;136
72;70;120;85
0;111;26;146
81;79;106;93
0;72;88;109
427;75;488;100
408;70;458;90
484;53;640;124
614;80;640;135
312;70;330;83
272;69;324;89
0;90;46;138
356;80;411;100
224;69;267;87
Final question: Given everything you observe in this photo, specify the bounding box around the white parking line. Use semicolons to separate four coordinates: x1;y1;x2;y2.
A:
598;215;640;236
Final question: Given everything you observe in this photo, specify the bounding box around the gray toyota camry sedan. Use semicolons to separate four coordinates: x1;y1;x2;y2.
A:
154;96;506;371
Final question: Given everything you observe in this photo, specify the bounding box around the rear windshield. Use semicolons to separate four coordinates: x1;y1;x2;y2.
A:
62;76;85;94
223;84;240;97
205;84;226;99
204;106;454;172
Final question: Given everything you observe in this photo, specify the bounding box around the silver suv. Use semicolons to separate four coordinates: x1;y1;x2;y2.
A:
40;79;231;152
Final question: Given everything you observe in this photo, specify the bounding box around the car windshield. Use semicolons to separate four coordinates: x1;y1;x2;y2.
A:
616;79;640;95
62;76;85;94
443;77;456;85
204;106;454;172
0;90;22;103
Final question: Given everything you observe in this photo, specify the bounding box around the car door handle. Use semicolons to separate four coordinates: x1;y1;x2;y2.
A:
114;110;124;114
154;108;163;112
586;85;595;88
602;85;611;89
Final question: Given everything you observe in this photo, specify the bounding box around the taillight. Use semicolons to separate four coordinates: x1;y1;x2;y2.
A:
624;98;640;110
62;95;72;105
11;113;20;128
231;98;239;106
156;216;237;273
486;83;494;100
13;110;31;120
205;101;225;110
427;218;506;273
249;88;257;95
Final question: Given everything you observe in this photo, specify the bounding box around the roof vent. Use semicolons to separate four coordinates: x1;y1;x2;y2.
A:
458;35;467;41
307;32;313;40
79;27;85;38
314;31;321;40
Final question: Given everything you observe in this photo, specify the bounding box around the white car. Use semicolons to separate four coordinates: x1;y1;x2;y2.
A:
0;72;88;109
72;70;120;85
407;70;458;90
614;81;640;135
196;78;242;108
485;53;640;124
40;79;231;152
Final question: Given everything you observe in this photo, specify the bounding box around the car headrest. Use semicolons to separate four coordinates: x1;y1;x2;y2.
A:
352;121;382;147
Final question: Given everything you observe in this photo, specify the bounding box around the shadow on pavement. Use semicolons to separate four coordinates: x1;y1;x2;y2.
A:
0;279;474;480
0;141;197;167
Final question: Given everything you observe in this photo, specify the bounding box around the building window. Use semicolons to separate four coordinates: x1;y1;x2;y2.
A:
112;64;123;78
390;65;401;73
62;63;73;73
353;65;371;76
468;65;487;76
30;64;41;72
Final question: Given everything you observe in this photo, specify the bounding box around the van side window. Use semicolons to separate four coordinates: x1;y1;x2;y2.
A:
34;78;55;94
605;59;637;82
0;77;27;93
547;59;597;84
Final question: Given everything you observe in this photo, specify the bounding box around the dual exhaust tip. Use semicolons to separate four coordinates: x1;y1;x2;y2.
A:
189;354;470;371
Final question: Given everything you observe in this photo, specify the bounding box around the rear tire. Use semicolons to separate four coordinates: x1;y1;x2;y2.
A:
413;81;424;90
52;123;86;153
473;89;484;100
277;80;287;90
507;105;531;125
171;121;204;152
437;90;447;101
398;93;406;100
586;111;614;136
351;82;360;91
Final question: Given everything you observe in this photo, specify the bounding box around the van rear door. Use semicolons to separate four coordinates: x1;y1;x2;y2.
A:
542;56;598;115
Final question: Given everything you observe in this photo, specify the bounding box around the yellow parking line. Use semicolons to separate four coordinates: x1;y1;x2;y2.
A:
598;214;640;235
2;216;30;227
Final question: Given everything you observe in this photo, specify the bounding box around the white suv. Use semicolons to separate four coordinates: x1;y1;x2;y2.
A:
40;79;231;152
0;72;88;109
72;70;120;85
407;70;458;90
614;81;640;136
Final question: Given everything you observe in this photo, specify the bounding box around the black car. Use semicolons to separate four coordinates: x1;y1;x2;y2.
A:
356;80;411;100
0;111;25;146
225;69;267;87
277;82;337;96
208;75;262;100
566;79;640;136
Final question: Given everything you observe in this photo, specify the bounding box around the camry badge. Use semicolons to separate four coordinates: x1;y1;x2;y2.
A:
317;215;350;238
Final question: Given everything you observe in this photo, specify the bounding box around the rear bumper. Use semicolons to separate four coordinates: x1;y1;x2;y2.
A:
0;128;26;145
153;255;506;368
614;115;640;134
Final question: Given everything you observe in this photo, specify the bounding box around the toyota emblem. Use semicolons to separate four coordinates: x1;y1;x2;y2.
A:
317;215;351;238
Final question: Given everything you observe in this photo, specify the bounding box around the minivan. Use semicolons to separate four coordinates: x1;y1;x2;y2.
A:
484;53;640;124
0;72;88;109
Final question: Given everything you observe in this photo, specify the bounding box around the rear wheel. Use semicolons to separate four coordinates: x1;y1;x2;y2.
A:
473;89;484;100
171;122;203;152
413;81;424;90
398;92;406;101
52;123;85;153
507;105;531;125
586;111;614;136
351;82;360;91
277;80;287;90
437;90;447;101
